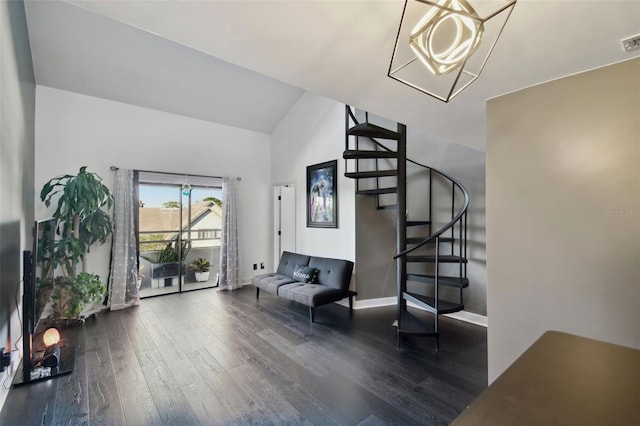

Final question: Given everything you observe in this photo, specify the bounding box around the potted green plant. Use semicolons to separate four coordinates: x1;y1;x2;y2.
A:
141;240;191;286
40;166;113;321
50;273;106;322
190;258;211;282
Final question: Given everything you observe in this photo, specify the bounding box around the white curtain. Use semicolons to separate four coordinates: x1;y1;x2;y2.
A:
219;177;239;290
108;169;140;309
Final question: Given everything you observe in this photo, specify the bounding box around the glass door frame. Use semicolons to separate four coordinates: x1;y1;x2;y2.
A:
136;171;222;299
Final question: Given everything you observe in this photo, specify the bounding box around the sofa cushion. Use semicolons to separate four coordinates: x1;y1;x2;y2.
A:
292;265;318;283
276;251;311;278
278;283;346;307
251;273;296;294
308;256;354;291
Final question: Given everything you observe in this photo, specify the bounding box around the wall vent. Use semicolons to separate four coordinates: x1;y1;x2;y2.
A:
621;34;640;52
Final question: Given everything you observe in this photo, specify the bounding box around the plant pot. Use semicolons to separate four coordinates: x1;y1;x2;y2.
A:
150;262;186;279
194;271;210;282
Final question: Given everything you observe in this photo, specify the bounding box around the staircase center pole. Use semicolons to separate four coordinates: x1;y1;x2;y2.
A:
396;123;407;322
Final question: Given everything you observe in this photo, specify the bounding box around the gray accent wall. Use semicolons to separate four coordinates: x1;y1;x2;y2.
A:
487;58;640;383
0;0;36;409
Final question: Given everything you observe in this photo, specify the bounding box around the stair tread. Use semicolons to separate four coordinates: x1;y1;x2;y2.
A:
406;220;431;226
395;311;438;336
406;237;426;244
406;255;467;263
406;274;469;288
345;170;397;179
347;122;401;140
343;150;398;159
378;204;398;210
404;292;464;314
356;187;397;195
406;236;455;244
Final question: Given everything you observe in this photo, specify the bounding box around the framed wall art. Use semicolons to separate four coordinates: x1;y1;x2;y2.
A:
306;160;337;228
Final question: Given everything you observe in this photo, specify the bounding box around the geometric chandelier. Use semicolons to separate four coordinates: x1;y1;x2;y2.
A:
388;0;517;102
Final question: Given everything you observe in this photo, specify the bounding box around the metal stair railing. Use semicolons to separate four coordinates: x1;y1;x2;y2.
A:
345;105;469;348
345;105;469;262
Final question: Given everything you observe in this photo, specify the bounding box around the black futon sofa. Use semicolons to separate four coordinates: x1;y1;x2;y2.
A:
252;251;356;321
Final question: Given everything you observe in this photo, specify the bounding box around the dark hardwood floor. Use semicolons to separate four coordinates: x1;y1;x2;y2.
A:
1;286;487;425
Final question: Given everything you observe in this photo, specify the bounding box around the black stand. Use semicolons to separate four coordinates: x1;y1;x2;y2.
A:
12;346;76;387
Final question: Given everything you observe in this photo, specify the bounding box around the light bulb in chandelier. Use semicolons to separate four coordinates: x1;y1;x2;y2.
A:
387;0;517;102
409;0;484;76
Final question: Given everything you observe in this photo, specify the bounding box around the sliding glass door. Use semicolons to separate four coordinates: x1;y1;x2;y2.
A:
182;187;222;291
137;173;222;298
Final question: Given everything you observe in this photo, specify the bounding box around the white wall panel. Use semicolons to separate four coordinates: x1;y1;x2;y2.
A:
35;86;272;285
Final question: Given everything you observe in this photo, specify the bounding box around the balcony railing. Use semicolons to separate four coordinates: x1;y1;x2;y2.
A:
138;228;221;293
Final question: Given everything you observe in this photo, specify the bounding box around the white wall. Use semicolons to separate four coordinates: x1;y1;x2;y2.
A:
486;58;640;382
0;0;35;410
35;86;272;285
271;92;355;273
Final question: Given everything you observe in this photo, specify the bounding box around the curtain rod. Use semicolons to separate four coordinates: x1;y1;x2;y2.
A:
109;166;241;181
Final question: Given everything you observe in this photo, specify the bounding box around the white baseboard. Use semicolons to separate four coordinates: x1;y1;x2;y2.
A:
443;310;488;327
244;283;488;328
336;296;487;328
335;296;397;310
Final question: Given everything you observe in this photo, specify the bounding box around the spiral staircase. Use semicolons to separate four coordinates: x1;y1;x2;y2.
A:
343;106;469;350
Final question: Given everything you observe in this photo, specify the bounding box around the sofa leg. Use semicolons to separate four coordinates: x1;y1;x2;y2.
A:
347;291;357;317
256;287;260;299
309;307;315;322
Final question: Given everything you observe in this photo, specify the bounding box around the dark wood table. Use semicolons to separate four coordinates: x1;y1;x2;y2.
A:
452;331;640;425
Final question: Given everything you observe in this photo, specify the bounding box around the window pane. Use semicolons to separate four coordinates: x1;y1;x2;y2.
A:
137;181;223;297
183;188;222;290
138;184;182;296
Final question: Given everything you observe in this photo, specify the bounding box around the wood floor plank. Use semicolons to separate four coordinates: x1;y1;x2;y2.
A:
256;327;332;377
227;363;312;425
356;414;389;426
123;311;164;368
198;332;249;372
105;312;142;373
52;324;90;426
228;322;345;424
185;347;224;374
122;398;163;426
197;369;256;419
116;366;154;409
315;371;421;426
1;286;488;426
180;379;230;425
103;313;154;408
84;333;126;425
242;323;422;425
302;337;451;424
139;311;204;388
19;379;57;425
141;361;200;425
226;406;273;425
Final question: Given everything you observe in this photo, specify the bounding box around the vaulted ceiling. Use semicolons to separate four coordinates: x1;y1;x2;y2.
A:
25;0;640;151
